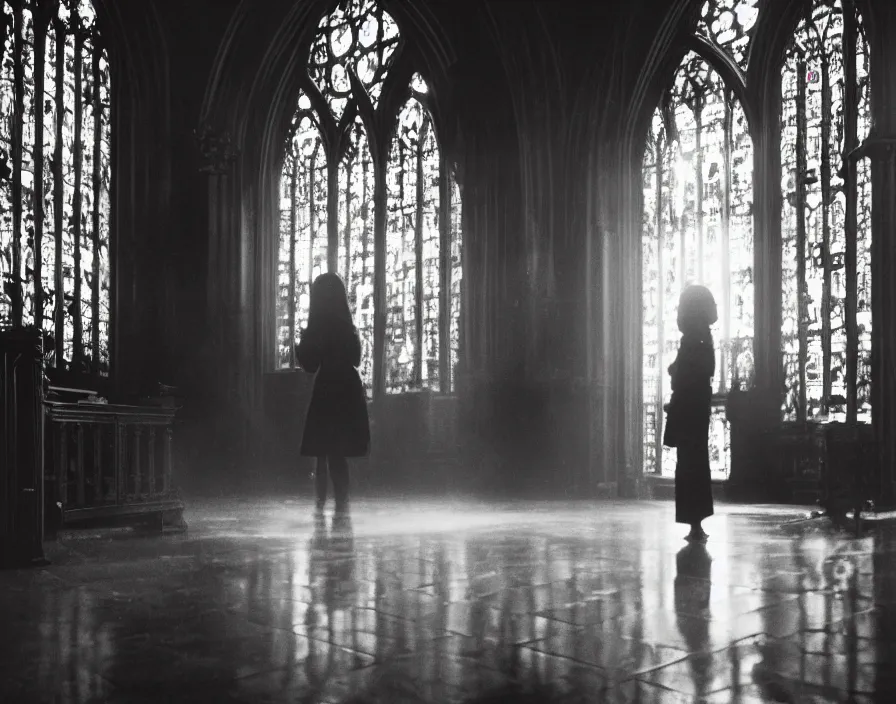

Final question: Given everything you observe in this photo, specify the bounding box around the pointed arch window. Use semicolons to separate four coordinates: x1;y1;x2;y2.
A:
695;0;758;70
337;116;375;390
641;50;754;478
275;0;463;398
641;0;875;479
0;0;112;374
780;0;872;424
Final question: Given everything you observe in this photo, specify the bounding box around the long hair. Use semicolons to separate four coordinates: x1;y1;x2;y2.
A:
307;273;354;330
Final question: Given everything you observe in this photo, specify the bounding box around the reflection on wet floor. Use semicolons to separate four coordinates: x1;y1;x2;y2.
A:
1;497;894;702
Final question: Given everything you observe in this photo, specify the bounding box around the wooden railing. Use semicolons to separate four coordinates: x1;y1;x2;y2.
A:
44;401;185;530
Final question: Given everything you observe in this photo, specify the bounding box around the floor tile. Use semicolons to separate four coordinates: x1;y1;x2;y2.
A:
1;497;894;702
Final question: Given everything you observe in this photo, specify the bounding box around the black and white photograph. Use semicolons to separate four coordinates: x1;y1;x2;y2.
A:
2;0;896;701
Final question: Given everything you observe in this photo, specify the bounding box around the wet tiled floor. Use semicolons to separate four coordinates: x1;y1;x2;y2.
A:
1;497;894;703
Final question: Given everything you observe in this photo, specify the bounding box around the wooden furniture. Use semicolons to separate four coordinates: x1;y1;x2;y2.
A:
0;328;47;568
820;423;876;535
728;402;878;535
773;422;828;504
44;400;185;531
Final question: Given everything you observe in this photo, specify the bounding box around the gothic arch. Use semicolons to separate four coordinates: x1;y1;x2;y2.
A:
619;0;696;152
620;0;877;161
0;0;166;381
92;0;169;106
585;0;880;485
199;0;458;165
746;0;876;100
633;0;879;477
686;35;751;118
633;39;754;163
195;0;462;386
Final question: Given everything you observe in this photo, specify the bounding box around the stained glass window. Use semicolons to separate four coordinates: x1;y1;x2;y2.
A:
696;0;759;70
780;0;871;423
277;0;463;397
385;96;440;392
0;0;111;374
307;0;399;120
338;117;374;391
449;178;462;392
641;51;755;478
276;106;328;369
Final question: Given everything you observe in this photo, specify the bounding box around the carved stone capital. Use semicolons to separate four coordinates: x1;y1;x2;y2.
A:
195;123;239;175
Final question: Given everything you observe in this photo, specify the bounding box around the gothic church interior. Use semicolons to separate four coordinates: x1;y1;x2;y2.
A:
1;0;896;701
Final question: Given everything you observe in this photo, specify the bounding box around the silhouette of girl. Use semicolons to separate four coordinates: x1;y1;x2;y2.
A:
297;273;370;512
664;284;717;542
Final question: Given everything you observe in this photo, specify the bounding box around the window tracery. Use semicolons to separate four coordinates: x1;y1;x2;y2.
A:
780;0;871;423
277;0;463;397
385;97;440;392
0;0;111;374
307;0;399;119
642;50;754;479
642;0;874;477
696;0;758;70
277;108;328;369
449;178;462;391
338;117;374;391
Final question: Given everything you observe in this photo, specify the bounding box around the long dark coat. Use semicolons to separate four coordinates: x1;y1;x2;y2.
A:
297;320;370;458
664;334;715;525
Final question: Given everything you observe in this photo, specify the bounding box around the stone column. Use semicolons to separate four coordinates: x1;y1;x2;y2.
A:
866;1;896;505
866;134;896;505
194;124;253;475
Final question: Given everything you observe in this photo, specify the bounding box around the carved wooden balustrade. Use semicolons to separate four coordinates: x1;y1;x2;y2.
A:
44;401;185;529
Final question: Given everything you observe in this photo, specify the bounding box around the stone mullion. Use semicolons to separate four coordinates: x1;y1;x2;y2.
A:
372;134;388;400
413;122;425;388
750;78;784;403
288;156;298;368
326;159;339;274
91;42;103;365
72;20;85;368
53;17;66;365
33;6;48;329
438;153;451;393
844;6;859;424
10;0;25;327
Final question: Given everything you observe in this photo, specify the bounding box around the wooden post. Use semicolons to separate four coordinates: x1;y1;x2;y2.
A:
56;424;66;508
147;427;157;498
93;425;102;504
164;427;174;495
76;424;85;508
132;427;143;499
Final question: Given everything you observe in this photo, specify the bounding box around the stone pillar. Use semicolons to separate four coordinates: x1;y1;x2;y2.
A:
867;135;896;505
722;72;786;500
866;1;896;506
194;124;254;476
